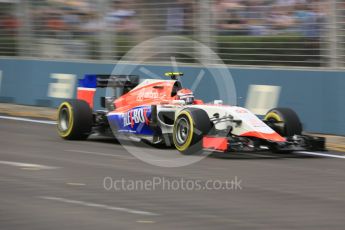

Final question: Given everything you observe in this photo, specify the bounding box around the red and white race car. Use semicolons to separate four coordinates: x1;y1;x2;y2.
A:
57;72;325;154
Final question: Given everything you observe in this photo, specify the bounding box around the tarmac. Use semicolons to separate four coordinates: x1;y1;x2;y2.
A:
1;114;345;229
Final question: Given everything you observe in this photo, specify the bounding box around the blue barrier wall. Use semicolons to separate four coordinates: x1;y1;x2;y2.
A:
0;58;344;135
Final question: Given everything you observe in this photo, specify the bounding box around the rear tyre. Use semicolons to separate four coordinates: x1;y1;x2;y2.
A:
57;100;93;140
264;107;302;137
173;108;213;155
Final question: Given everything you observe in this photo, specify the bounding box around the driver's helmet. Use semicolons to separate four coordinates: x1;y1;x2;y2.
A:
177;88;194;105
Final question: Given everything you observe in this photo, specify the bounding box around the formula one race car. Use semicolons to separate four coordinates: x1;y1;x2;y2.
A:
57;72;325;154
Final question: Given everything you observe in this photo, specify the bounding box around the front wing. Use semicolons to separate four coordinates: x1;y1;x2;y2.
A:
202;134;326;153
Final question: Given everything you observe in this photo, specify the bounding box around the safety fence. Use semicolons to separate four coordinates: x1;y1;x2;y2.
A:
0;0;344;68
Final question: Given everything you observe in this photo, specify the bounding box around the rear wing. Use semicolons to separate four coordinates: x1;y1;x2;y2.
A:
78;74;139;88
77;74;139;109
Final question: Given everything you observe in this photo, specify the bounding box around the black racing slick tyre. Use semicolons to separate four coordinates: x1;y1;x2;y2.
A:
264;107;302;137
173;108;213;155
57;100;93;140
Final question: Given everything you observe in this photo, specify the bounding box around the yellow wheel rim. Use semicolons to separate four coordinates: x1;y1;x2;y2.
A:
264;111;282;122
173;111;194;151
57;102;74;138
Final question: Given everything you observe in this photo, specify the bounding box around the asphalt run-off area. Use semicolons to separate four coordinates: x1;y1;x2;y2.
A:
0;116;344;230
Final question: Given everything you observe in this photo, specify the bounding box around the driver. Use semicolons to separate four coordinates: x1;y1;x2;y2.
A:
176;89;194;105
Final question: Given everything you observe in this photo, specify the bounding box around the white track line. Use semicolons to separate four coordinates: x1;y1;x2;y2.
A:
39;196;159;216
0;160;58;169
297;151;345;159
0;115;56;125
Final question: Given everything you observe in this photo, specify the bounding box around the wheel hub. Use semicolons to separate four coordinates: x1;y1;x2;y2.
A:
176;117;190;145
59;107;69;132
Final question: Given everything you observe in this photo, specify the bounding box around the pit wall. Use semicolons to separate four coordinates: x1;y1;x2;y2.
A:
0;58;344;135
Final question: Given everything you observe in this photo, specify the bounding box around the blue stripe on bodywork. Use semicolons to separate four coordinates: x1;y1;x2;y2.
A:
107;106;154;136
78;74;97;88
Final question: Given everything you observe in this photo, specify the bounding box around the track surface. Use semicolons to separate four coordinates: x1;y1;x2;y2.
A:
1;118;345;230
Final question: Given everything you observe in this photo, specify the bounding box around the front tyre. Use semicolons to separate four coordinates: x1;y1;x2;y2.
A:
173;108;212;155
57;100;93;140
264;107;302;137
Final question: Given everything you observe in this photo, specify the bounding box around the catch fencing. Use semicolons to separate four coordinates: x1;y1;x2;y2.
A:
0;0;344;68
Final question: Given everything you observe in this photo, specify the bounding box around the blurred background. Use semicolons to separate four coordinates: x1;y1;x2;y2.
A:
0;0;344;135
0;0;344;67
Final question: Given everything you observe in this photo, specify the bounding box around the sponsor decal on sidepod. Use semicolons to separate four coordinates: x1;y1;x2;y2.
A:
108;106;153;135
